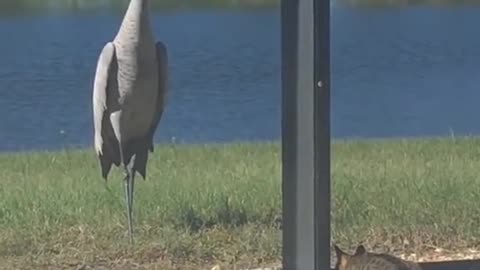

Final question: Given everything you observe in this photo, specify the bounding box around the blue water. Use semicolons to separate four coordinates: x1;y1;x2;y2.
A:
0;6;479;152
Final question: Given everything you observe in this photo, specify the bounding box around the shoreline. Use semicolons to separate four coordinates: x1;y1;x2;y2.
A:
0;134;474;154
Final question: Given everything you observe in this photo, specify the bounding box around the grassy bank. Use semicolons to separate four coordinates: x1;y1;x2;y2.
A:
2;0;480;14
1;137;480;269
0;0;279;14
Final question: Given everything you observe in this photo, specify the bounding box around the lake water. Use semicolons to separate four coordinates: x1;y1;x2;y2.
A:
0;6;479;152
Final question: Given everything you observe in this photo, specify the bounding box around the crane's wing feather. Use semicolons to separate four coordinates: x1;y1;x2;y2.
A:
148;41;169;152
92;42;117;178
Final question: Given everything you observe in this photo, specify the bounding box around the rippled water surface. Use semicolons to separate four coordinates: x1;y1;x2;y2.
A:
0;6;479;151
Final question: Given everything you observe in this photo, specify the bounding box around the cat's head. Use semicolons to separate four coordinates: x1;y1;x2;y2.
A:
334;244;367;270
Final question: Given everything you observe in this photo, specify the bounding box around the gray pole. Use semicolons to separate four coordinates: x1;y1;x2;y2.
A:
281;0;330;269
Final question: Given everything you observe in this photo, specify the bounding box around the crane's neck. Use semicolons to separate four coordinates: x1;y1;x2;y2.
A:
115;0;152;43
126;0;149;17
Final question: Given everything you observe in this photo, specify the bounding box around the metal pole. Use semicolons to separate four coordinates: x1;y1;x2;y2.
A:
281;0;330;269
313;0;331;269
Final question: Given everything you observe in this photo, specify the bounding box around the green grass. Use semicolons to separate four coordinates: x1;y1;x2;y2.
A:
0;0;279;14
2;0;480;15
1;137;480;269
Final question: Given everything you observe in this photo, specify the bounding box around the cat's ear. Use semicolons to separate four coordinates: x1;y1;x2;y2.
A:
354;245;366;255
334;245;345;257
334;245;349;268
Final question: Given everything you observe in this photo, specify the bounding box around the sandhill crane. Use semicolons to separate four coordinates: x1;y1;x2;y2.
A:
92;0;169;244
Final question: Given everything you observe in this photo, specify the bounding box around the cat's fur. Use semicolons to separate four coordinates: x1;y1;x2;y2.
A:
334;244;422;270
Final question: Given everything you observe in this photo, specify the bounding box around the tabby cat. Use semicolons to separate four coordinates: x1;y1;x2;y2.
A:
334;244;422;270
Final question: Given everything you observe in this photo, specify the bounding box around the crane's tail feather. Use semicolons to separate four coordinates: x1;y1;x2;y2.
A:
98;138;121;180
97;119;121;180
133;149;148;180
125;137;149;180
99;154;112;180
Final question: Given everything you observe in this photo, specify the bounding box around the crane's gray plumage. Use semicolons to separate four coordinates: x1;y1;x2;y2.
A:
92;0;168;244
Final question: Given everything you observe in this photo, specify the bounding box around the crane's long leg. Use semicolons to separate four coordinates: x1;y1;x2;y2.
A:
123;164;135;245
